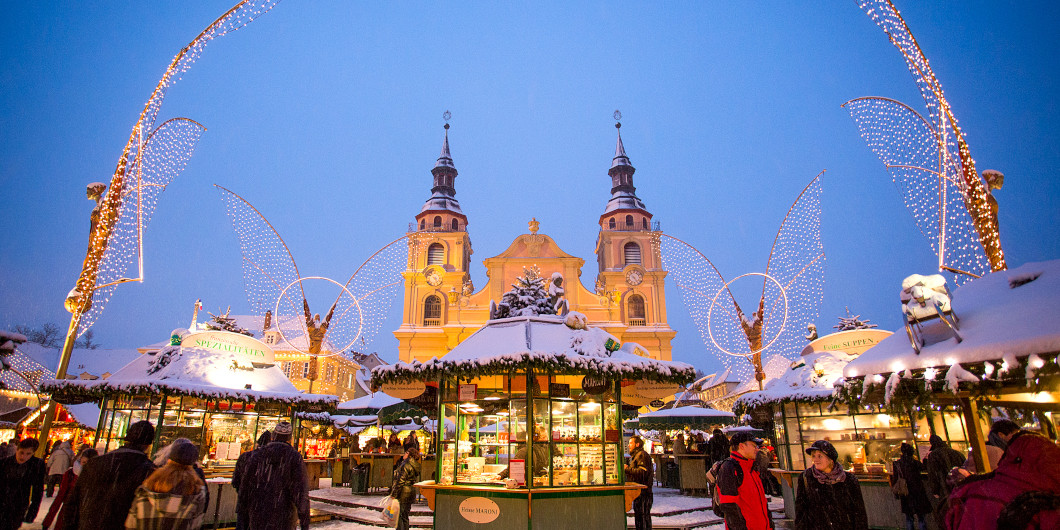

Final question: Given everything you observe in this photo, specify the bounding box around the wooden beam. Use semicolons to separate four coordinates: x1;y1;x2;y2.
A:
959;397;991;473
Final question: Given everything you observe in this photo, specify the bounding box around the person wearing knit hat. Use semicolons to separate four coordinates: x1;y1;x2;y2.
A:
63;421;158;529
794;439;868;529
126;440;206;529
236;421;309;530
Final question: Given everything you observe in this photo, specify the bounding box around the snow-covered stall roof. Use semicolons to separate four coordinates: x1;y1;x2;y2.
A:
843;260;1060;379
371;315;695;385
16;343;141;380
636;405;736;430
734;350;858;409
63;402;101;429
337;393;403;413
41;334;337;408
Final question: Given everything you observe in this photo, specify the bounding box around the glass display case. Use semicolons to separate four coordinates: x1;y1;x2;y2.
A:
773;401;969;473
437;371;623;488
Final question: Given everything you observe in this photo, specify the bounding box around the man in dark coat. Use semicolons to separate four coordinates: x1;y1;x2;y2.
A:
0;437;46;530
709;429;730;465
63;420;158;530
625;435;654;530
231;430;270;530
892;442;931;530
237;421;310;530
390;438;422;530
922;434;964;527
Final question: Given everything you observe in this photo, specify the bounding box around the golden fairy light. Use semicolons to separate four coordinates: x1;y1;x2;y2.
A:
845;0;1006;279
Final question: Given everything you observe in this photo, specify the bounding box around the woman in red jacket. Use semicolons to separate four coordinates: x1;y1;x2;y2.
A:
42;448;97;530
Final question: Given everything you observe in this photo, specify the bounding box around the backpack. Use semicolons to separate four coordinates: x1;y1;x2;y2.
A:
706;458;741;517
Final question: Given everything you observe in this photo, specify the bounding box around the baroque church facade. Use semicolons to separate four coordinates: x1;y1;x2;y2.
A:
394;122;676;363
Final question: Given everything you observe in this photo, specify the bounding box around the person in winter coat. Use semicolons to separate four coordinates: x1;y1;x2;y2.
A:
42;448;97;530
387;432;403;454
946;431;1060;530
63;420;158;530
624;435;654;530
0;437;47;530
231;431;270;530
794;440;867;530
891;442;931;530
922;434;964;528
125;440;206;530
717;432;774;530
390;438;422;530
236;421;310;530
46;440;75;497
152;438;208;515
959;419;1020;476
709;429;730;466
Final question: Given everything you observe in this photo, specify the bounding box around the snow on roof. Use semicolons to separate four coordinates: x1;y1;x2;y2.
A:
734;350;858;409
337;393;403;412
844;259;1060;378
16;343;141;379
639;406;736;420
63;402;101;429
372;315;695;384
42;334;336;407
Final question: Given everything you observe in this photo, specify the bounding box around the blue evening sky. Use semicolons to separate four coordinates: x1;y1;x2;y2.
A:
1;1;1058;376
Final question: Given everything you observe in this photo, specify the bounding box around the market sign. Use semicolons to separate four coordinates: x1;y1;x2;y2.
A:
458;497;501;524
634;379;681;400
799;329;893;357
181;330;275;364
380;381;426;400
622;386;652;407
458;384;477;401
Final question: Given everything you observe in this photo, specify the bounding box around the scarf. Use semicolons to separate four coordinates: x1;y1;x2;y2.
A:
809;462;847;485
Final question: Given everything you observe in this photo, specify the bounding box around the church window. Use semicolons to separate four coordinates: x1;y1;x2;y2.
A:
423;295;442;326
427;243;445;265
627;294;646;326
451;218;459;231
434;216;442;228
643;218;649;230
625;215;634;228
624;242;641;265
608;218;616;229
419;219;425;230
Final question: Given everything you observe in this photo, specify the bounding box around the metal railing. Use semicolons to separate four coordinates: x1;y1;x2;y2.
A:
422;318;442;326
627;318;646;327
409;223;467;233
602;221;661;232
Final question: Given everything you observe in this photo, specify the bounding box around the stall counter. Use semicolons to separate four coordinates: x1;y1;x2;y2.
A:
416;481;645;530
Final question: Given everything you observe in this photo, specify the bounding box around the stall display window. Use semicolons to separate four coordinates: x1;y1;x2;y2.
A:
439;372;620;488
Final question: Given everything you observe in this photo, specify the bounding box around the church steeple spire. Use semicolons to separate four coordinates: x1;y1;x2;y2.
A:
602;112;649;217
416;110;466;228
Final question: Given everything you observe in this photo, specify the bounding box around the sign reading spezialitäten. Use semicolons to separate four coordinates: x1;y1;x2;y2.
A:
181;330;275;364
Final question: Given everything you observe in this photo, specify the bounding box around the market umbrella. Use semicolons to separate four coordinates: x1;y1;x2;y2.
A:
636;405;736;430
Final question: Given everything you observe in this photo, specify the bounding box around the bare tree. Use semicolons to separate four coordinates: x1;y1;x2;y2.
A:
12;323;62;348
75;329;100;349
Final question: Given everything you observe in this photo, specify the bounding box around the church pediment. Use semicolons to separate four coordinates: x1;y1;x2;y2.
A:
487;232;578;260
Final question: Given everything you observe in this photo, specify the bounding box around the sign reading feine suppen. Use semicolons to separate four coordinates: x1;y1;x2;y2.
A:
799;329;893;357
181;331;275;364
380;381;426;399
458;497;501;524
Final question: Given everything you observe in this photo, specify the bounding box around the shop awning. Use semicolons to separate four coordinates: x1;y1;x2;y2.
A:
635;405;736;430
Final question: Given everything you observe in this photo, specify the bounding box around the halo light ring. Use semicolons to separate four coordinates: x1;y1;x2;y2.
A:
706;272;788;358
275;276;363;358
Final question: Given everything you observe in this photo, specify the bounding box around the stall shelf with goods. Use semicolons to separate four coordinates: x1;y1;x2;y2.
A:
372;312;695;530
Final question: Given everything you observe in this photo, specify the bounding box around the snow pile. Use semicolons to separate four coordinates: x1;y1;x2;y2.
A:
734;350;858;408
42;334;337;406
943;363;979;393
845;259;1060;377
373;315;695;385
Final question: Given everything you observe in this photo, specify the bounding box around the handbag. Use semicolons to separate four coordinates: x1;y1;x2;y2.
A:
890;461;909;497
380;495;400;527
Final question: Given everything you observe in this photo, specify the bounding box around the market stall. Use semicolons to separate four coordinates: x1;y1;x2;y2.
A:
372;311;695;530
635;405;736;493
840;261;1060;473
42;329;337;465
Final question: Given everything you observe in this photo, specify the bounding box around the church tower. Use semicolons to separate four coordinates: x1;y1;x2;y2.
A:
394;117;474;361
594;118;674;358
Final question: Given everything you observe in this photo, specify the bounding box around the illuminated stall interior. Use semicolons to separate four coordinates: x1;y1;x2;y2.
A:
43;330;336;469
